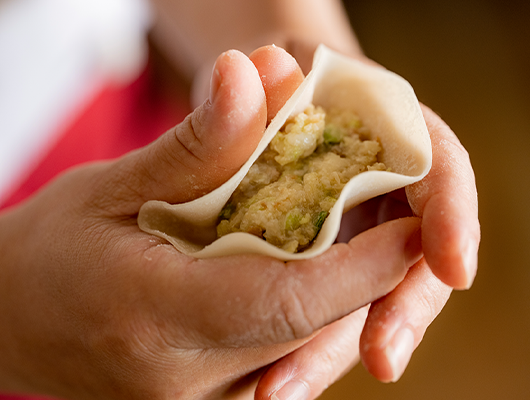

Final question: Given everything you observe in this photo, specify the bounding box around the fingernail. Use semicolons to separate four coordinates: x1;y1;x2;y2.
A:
271;380;310;400
384;327;415;382
462;236;478;289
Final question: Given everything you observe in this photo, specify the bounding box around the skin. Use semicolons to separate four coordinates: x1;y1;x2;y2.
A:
149;0;360;108
161;0;480;399
254;57;480;398
0;47;424;399
0;0;480;398
168;1;479;394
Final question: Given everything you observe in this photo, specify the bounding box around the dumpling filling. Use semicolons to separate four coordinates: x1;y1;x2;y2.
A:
216;105;387;253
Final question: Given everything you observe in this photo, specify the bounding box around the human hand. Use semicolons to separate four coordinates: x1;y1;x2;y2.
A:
144;0;479;395
0;46;423;400
253;69;480;399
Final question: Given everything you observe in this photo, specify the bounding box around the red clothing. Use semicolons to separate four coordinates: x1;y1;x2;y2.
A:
0;64;189;399
1;64;189;209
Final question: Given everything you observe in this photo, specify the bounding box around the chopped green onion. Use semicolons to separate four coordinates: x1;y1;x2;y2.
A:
218;203;235;220
323;125;342;144
313;211;329;232
285;210;302;231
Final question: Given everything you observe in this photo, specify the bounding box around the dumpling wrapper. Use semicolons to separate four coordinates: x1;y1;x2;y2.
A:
137;45;432;260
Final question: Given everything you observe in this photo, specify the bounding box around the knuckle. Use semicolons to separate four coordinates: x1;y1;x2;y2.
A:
444;134;471;164
415;278;451;325
272;284;317;341
175;113;205;162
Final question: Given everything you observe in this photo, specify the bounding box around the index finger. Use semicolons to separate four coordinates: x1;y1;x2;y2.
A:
139;217;422;348
406;105;480;289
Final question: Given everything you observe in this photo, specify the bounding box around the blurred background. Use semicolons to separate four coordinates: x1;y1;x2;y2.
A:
320;0;530;399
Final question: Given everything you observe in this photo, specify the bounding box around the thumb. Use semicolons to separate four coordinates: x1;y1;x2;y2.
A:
109;49;267;210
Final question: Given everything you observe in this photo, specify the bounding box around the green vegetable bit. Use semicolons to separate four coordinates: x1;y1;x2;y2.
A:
285;210;302;231
219;203;235;220
313;211;329;232
323;124;342;144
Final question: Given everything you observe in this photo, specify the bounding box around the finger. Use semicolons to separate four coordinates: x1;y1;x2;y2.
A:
360;258;452;382
376;189;414;222
336;189;413;243
249;45;305;122
255;307;368;400
336;197;384;242
97;46;306;215
406;105;480;289
140;217;423;348
100;49;267;211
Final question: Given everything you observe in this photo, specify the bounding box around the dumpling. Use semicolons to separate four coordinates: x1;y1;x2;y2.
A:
137;45;432;260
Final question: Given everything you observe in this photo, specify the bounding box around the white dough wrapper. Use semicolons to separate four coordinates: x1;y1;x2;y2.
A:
137;45;432;260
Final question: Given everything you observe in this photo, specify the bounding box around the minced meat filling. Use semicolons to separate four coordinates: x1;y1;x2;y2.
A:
216;105;387;253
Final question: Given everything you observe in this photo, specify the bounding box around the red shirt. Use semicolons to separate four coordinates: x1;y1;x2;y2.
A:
2;62;189;209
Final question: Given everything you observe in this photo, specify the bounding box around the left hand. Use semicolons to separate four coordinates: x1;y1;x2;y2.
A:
0;45;425;400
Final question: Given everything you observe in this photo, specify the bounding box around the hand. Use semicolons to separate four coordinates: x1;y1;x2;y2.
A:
0;46;423;400
146;0;480;395
253;70;480;399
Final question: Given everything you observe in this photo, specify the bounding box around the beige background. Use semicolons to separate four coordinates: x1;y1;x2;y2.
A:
319;0;530;399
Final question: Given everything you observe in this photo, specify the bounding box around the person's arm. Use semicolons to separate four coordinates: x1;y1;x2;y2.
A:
148;0;361;108
149;0;360;77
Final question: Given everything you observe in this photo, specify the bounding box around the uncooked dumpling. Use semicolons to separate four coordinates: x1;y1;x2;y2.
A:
137;45;432;260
